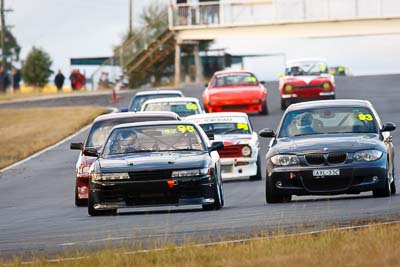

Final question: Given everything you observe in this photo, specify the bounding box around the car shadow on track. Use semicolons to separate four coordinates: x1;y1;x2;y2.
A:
290;194;399;204
115;207;204;216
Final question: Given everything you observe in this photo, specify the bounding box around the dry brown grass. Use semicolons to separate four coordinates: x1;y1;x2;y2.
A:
3;223;400;267
0;107;107;169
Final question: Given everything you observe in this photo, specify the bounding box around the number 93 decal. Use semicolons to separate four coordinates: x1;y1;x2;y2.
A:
358;113;373;121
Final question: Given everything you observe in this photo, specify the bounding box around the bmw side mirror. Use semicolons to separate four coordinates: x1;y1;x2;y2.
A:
83;148;100;157
259;128;275;138
209;141;224;152
382;122;396;132
70;142;83;150
120;107;129;112
260;81;266;85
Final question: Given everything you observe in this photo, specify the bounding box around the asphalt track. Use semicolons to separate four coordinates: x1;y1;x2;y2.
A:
1;74;400;259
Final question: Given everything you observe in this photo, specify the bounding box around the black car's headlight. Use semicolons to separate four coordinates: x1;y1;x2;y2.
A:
91;172;130;181
172;168;211;178
353;150;383;162
270;155;299;166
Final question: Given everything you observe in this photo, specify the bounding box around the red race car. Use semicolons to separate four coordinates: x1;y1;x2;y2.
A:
279;58;336;110
202;70;268;115
70;111;180;207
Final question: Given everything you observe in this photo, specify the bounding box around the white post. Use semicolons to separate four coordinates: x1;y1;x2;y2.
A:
220;0;224;25
168;0;174;29
174;43;181;87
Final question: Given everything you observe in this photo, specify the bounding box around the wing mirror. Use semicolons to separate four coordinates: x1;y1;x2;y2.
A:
382;122;396;132
260;81;266;85
70;142;83;150
209;141;224;152
258;128;275;138
120;107;129;112
83;148;100;157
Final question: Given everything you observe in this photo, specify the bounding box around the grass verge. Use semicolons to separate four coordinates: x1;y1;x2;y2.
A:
2;223;400;267
0;107;108;169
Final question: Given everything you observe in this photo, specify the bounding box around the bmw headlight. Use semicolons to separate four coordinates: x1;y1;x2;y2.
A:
322;82;331;90
353;150;383;162
242;146;252;157
172;168;211;178
270;155;299;166
91;172;130;181
284;84;293;92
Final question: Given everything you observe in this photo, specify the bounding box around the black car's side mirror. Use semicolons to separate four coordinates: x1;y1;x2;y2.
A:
70;142;83;150
260;81;266;85
259;128;275;138
382;122;396;132
209;141;224;152
83;148;100;157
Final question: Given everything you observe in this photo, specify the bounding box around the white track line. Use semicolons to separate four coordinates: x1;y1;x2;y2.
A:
15;220;400;265
0;107;118;173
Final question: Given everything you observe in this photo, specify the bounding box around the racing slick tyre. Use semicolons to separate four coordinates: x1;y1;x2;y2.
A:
88;190;117;216
260;101;269;115
265;175;291;203
373;166;391;198
202;180;223;211
75;183;88;207
280;99;290;110
250;155;262;181
391;178;397;195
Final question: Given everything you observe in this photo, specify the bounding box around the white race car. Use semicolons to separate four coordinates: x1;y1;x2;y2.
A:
186;112;261;180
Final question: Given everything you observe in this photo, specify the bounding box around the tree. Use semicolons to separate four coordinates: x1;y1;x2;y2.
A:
0;30;21;69
21;47;53;87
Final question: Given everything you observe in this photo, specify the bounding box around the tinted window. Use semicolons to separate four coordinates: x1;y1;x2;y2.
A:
103;124;205;156
86;116;177;148
212;73;258;87
285;61;329;76
279;107;378;137
143;102;200;117
129;93;182;111
199;122;251;136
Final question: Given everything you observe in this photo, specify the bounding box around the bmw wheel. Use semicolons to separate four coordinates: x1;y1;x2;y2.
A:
373;164;391;198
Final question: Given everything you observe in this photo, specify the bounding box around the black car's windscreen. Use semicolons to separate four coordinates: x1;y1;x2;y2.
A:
103;124;205;156
212;73;258;87
285;61;329;76
143;102;200;117
129;93;182;111
278;107;378;137
86;117;176;149
199;122;251;135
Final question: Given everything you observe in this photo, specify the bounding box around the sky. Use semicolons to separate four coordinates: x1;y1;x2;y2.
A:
6;0;400;82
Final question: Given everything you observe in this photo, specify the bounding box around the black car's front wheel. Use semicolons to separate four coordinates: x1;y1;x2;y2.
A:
88;189;117;216
265;175;291;203
202;181;223;211
373;166;391;198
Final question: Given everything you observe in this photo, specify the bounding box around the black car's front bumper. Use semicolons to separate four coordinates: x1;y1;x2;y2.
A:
90;175;216;210
267;159;388;195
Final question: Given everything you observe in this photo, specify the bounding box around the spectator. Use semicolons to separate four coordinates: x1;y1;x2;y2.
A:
70;69;77;90
75;70;86;90
0;66;10;93
12;67;21;91
54;69;65;92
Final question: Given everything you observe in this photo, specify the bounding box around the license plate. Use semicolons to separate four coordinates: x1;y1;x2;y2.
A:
221;165;233;174
313;169;340;177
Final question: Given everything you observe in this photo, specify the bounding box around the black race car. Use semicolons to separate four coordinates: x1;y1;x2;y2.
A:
259;100;396;203
84;121;224;216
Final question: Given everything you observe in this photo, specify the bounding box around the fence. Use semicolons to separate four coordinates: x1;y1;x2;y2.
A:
169;0;400;28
